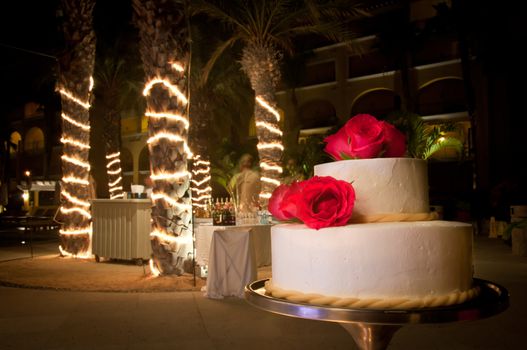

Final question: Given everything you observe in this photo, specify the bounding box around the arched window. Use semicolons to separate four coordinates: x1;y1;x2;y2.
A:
139;146;150;172
24;127;44;154
417;78;466;116
120;147;133;172
298;100;337;129
350;89;396;119
9;131;22;157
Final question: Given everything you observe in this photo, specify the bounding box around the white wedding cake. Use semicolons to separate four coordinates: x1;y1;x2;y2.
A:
267;158;477;309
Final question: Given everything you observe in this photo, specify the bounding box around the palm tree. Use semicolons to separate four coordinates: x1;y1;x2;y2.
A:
189;20;254;213
93;51;143;199
56;0;97;256
133;0;192;275
194;0;363;204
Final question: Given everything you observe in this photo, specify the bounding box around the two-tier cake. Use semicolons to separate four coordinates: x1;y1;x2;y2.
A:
266;115;477;309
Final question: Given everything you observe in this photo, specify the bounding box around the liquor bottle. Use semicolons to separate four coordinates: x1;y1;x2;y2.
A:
228;197;236;226
212;198;222;225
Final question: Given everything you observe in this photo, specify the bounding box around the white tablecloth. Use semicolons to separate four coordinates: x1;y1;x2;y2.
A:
205;227;257;298
195;223;272;267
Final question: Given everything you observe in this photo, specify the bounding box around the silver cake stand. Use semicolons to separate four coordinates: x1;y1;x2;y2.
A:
245;278;509;350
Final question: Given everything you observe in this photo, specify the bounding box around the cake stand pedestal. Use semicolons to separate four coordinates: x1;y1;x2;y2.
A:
245;278;509;350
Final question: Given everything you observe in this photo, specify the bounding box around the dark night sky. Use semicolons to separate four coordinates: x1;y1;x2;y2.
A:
0;0;133;114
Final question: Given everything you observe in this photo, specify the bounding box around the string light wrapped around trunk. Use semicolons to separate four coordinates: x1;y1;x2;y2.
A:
191;155;212;212
134;0;192;276
240;44;284;204
56;0;97;257
106;152;124;199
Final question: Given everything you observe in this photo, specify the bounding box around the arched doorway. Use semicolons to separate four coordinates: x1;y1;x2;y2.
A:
350;88;397;119
9;132;22;157
138;146;150;186
24;127;44;154
120;147;133;191
417;78;466;116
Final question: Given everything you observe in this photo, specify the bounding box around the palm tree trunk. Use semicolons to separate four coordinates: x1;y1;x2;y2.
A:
56;0;96;256
104;111;124;199
241;44;284;205
134;0;192;275
189;95;212;215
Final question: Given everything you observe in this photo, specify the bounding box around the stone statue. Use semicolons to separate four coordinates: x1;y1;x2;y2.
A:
230;154;261;213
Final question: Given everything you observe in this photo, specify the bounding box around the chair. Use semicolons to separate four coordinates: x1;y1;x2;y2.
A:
205;227;257;299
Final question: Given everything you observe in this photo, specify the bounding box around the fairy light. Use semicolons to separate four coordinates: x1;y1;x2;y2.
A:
60;137;90;150
105;152;123;200
139;55;192;276
193;186;212;195
254;94;284;202
62;176;89;185
260;162;283;173
192;167;210;175
255;96;280;122
59;245;92;259
107;168;121;175
61;155;91;170
57;40;94;257
150;228;192;244
256;121;283;136
145;111;189;129
61;190;90;208
109;176;122;188
143;78;188;105
261;176;281;186
257;142;285;151
62;113;90;131
151;192;192;211
60;207;91;219
106;152;120;159
171;62;185;72
150;170;190;181
191;176;211;187
193;194;212;202
149;258;161;277
58;87;91;109
106;158;120;168
147;132;193;157
190;155;212;213
59;227;91;235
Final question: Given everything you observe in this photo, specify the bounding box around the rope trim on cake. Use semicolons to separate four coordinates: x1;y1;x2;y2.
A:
351;211;439;224
265;280;480;309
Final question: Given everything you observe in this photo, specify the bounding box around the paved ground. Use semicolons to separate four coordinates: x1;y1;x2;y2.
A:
0;235;526;349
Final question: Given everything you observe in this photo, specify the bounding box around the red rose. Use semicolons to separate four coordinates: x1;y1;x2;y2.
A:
324;114;407;159
269;181;304;220
323;127;351;161
279;181;305;219
268;184;293;220
296;176;355;230
382;121;406;157
345;114;385;159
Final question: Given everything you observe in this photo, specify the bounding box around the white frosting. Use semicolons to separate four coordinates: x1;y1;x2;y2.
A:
271;221;473;299
314;158;429;218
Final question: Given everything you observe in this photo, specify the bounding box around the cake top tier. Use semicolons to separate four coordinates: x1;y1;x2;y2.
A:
314;158;429;218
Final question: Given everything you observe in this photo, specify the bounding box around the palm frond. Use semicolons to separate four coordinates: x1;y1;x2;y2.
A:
200;35;242;85
422;137;463;160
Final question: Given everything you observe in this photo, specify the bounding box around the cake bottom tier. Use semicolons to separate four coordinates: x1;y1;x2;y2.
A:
270;221;475;308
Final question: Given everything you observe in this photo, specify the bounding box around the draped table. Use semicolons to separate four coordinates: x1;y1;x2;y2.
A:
195;223;272;268
195;223;272;299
